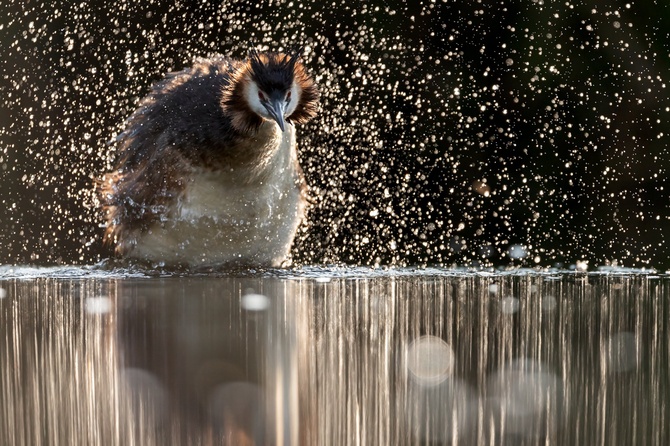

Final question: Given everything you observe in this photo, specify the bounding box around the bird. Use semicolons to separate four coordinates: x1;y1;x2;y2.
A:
97;48;319;268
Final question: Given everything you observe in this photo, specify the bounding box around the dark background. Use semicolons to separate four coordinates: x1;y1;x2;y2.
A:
1;0;669;268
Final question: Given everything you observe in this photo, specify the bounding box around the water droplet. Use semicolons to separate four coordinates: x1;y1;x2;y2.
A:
85;296;112;314
508;245;527;260
406;336;455;385
501;296;520;314
241;293;270;311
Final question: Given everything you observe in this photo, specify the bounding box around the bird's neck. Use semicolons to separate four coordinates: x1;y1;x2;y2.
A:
198;120;293;180
243;120;296;181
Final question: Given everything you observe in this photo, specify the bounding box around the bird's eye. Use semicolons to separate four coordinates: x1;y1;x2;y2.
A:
285;91;292;103
258;91;267;102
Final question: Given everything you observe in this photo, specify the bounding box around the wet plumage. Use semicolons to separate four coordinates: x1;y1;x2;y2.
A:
97;49;319;267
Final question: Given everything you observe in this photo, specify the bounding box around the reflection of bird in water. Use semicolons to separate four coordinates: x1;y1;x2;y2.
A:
97;48;319;267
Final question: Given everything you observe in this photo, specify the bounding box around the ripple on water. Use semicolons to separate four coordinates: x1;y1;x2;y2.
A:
0;263;665;280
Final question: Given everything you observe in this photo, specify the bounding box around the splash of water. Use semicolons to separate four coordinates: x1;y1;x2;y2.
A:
0;0;668;268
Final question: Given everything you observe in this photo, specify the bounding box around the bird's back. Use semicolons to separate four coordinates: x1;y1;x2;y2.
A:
116;56;243;168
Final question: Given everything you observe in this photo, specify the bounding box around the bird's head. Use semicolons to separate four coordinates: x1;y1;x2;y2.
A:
223;48;319;134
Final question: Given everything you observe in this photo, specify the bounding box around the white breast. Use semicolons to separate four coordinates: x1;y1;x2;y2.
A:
130;123;305;267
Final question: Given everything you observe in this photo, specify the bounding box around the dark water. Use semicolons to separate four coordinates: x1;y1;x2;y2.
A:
0;268;668;445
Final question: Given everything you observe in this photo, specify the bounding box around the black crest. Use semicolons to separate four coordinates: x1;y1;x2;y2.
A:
248;47;302;92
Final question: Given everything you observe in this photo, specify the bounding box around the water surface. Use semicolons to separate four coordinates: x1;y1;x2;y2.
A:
0;268;667;445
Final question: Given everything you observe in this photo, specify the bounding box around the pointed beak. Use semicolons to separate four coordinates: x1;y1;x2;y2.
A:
264;96;287;132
